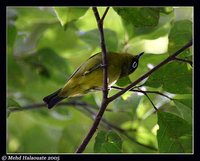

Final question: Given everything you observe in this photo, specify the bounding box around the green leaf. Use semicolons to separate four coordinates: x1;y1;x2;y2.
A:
54;7;88;29
93;131;106;152
116;76;132;87
79;28;118;51
168;20;192;55
8;24;17;50
15;7;57;30
159;7;174;14
145;61;192;94
113;93;142;116
173;100;192;124
122;8;173;39
173;94;192;109
113;7;160;28
7;98;21;108
24;48;69;83
38;24;79;53
20;125;58;153
14;22;54;56
174;7;193;21
157;111;192;153
94;131;122;153
7;53;25;89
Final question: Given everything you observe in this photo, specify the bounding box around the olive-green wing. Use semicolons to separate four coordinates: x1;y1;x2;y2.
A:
66;53;102;81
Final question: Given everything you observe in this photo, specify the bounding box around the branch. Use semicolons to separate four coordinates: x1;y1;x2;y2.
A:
91;7;109;99
8;101;96;113
101;7;110;22
8;100;130;114
111;86;170;111
174;57;193;66
111;86;173;100
108;40;192;103
75;7;110;153
137;87;158;111
9;103;45;112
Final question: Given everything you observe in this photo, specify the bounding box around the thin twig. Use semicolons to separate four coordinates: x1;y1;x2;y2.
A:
139;91;173;100
111;86;173;100
75;7;110;153
136;87;158;111
8;101;94;113
174;57;193;66
9;103;45;112
8;100;131;114
108;40;192;103
101;7;110;22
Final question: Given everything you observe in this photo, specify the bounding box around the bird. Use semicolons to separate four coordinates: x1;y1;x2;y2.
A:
43;51;144;109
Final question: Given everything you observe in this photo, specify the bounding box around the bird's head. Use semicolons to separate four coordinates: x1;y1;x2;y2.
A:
129;52;144;73
120;52;144;78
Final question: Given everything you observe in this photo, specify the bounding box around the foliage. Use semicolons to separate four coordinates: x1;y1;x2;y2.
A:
7;7;193;153
145;61;192;94
94;131;122;153
113;7;161;27
54;7;89;30
157;111;192;153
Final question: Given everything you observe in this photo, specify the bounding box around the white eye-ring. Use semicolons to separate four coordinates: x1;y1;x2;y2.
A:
132;62;138;68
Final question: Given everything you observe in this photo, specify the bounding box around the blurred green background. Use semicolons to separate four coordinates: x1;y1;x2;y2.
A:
7;7;193;153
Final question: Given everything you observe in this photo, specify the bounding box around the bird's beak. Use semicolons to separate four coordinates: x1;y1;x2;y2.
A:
136;52;144;59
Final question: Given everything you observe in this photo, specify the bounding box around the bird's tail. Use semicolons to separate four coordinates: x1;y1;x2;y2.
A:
43;88;65;109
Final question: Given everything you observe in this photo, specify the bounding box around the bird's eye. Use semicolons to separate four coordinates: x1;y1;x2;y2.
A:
132;62;137;68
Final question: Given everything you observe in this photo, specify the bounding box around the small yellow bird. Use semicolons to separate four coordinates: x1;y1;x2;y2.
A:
43;52;144;109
